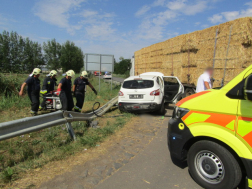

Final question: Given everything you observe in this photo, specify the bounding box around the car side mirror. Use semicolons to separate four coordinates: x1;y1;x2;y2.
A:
244;74;252;101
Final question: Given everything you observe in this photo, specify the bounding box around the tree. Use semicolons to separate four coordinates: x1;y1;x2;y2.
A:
23;38;44;73
43;39;61;70
0;31;11;72
0;30;86;74
114;58;131;75
60;40;84;73
0;30;44;73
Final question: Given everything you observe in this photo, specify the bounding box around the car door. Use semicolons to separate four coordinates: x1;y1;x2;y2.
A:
236;72;252;150
163;76;184;103
155;76;164;103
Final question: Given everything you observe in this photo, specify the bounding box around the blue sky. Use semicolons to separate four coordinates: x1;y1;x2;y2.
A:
0;0;252;60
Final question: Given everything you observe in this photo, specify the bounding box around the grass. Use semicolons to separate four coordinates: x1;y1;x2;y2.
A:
0;114;133;186
112;73;129;79
0;73;133;186
0;73;48;112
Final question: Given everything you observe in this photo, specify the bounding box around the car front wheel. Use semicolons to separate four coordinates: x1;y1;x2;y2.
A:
187;140;242;189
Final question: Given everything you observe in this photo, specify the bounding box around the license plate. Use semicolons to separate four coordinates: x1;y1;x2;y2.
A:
129;95;143;99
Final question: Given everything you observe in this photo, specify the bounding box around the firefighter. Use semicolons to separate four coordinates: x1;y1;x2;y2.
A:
56;70;75;111
19;68;41;116
73;71;97;112
39;70;58;110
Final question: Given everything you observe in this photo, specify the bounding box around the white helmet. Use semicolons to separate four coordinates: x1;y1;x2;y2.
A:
49;70;57;77
81;71;88;77
66;70;75;77
32;68;41;75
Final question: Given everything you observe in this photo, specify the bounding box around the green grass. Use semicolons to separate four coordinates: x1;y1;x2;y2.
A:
0;73;48;112
112;73;129;79
0;73;133;186
0;113;133;184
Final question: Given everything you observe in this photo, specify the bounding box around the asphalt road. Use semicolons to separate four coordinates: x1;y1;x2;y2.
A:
112;76;125;83
95;109;201;189
97;75;125;83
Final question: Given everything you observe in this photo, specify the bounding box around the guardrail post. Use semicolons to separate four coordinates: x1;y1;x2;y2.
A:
65;113;76;141
66;122;76;141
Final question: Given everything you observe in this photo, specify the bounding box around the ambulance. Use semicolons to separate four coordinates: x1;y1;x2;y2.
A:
168;64;252;189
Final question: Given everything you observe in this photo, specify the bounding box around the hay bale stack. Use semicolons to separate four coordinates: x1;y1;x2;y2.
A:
134;17;252;87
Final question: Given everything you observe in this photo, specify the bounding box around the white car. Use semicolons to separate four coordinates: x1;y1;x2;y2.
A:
118;72;184;114
103;72;112;79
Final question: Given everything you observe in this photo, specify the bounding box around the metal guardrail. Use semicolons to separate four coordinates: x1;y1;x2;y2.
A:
0;96;118;141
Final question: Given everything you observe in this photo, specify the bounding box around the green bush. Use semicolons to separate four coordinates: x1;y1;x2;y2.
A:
0;74;22;96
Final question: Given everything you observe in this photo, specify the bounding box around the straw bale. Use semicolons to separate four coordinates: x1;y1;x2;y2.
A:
134;17;252;86
181;39;198;52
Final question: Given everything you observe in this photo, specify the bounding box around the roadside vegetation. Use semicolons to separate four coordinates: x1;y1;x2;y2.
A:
112;73;129;79
0;73;133;187
113;57;131;78
0;31;84;73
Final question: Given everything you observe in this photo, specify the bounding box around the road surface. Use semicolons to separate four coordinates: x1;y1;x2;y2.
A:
95;109;201;189
97;75;125;83
112;76;125;83
36;105;202;189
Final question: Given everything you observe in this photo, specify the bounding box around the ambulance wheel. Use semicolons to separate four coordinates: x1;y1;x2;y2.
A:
187;140;242;189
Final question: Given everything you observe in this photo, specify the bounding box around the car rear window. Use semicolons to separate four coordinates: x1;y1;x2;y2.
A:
123;80;154;89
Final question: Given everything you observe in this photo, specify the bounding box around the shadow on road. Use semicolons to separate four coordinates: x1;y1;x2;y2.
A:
171;156;188;169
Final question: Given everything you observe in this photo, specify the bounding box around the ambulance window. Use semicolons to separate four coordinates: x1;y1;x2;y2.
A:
226;78;246;100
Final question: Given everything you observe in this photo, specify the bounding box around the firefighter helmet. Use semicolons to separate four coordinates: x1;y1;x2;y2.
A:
66;70;75;77
32;68;42;75
81;71;88;77
49;70;57;77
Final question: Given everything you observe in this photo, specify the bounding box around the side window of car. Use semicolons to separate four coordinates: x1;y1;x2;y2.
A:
156;78;160;85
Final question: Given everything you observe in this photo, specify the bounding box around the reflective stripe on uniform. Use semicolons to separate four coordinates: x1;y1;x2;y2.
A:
248;178;252;188
40;90;47;94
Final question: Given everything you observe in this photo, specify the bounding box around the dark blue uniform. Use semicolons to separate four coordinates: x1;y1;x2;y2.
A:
40;77;57;108
59;77;74;111
74;77;89;110
25;76;40;112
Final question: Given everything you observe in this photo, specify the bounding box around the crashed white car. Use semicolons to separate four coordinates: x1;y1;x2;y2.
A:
118;72;184;114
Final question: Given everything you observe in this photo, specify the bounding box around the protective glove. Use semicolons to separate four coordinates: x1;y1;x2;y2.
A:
56;88;61;96
92;88;98;95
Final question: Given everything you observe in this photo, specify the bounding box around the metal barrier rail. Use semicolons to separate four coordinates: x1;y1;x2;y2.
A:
0;96;118;141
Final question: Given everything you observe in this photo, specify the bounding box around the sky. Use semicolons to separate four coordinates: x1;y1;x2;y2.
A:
0;0;252;60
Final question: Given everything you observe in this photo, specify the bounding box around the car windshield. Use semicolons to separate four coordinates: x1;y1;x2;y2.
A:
123;80;154;89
